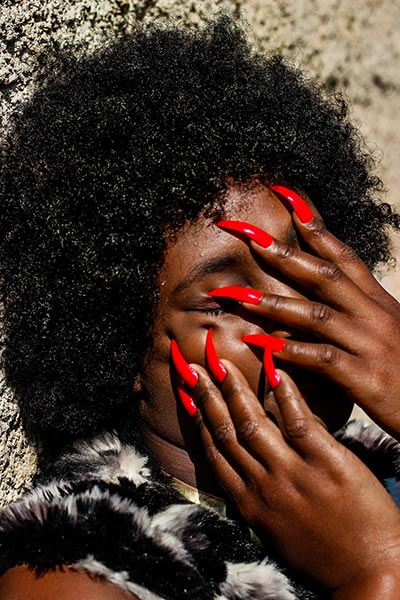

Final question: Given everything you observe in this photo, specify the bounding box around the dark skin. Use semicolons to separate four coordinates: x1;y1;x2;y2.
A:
3;182;400;597
242;195;400;440
139;183;354;492
0;565;138;599
140;181;400;597
193;366;400;599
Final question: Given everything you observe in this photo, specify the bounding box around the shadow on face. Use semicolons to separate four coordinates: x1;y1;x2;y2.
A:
139;181;353;463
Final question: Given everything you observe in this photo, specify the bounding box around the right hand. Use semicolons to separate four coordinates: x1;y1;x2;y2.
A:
190;362;400;597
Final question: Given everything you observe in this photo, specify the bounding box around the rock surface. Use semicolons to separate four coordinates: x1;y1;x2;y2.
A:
0;0;399;505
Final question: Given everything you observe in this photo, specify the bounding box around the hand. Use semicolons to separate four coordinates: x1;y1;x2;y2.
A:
191;362;400;595
215;201;400;439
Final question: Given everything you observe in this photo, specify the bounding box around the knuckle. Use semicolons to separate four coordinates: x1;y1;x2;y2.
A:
236;418;260;442
317;261;343;283
224;380;243;399
308;216;327;238
193;413;205;431
310;303;333;324
285;417;310;440
267;294;285;312
214;421;234;446
204;443;219;464
287;341;304;358
276;243;296;261
196;379;216;409
317;344;341;366
338;243;360;264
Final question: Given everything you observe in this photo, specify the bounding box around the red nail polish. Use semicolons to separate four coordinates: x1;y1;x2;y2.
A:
205;328;227;383
177;383;198;416
170;340;199;388
242;334;286;352
209;286;263;305
263;348;281;389
269;185;314;224
217;220;274;248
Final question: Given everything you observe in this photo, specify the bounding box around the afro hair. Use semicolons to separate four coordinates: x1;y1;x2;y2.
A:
0;16;399;443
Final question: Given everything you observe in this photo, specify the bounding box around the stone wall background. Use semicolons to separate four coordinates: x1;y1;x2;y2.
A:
0;0;399;505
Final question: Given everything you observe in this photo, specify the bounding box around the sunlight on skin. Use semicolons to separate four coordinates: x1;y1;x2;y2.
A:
0;566;138;600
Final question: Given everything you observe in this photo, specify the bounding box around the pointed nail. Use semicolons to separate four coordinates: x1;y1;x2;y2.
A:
205;328;227;383
170;340;199;388
209;285;263;305
177;381;198;416
217;220;274;248
242;334;286;352
269;185;314;224
263;348;281;389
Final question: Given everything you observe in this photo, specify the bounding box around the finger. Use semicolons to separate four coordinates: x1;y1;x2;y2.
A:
245;294;366;352
191;365;270;477
275;339;366;394
208;360;296;467
292;212;397;310
193;410;250;504
249;237;370;315
273;370;343;459
269;186;386;301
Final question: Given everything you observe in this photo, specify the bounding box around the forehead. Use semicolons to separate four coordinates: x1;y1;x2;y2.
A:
159;182;294;288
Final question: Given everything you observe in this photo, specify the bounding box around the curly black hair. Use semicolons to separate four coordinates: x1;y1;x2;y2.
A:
0;16;398;443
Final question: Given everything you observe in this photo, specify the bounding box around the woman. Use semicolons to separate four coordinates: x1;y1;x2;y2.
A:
0;15;400;599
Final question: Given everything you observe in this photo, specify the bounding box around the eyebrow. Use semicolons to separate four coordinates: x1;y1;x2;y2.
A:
174;254;241;294
174;223;297;295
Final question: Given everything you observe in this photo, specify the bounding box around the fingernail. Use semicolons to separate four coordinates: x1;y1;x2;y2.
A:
242;334;286;352
269;185;314;224
170;340;199;388
209;285;263;305
217;220;274;248
263;348;281;389
205;328;227;383
177;381;198;416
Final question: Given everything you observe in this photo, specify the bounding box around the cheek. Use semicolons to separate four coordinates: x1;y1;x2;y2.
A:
174;318;264;394
211;325;264;392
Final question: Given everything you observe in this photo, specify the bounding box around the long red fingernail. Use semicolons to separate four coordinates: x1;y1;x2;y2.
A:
209;285;263;305
205;328;227;383
217;220;274;248
177;381;198;416
242;334;286;352
170;340;199;388
263;348;281;389
269;185;314;224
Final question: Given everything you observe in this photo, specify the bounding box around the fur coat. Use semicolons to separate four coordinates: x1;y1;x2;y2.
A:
0;421;399;599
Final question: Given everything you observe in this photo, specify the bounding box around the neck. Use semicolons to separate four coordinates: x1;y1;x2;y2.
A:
141;425;226;499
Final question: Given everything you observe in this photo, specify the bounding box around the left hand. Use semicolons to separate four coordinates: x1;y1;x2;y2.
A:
234;210;400;438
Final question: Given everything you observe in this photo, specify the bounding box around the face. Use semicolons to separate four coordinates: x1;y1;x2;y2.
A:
139;182;353;455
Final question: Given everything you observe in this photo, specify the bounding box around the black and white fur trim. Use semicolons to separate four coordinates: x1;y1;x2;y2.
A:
45;431;153;485
336;420;400;483
151;504;297;599
220;561;297;600
2;423;400;599
72;556;165;600
0;433;298;599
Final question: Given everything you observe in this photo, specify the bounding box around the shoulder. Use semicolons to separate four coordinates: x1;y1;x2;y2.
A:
0;565;138;600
